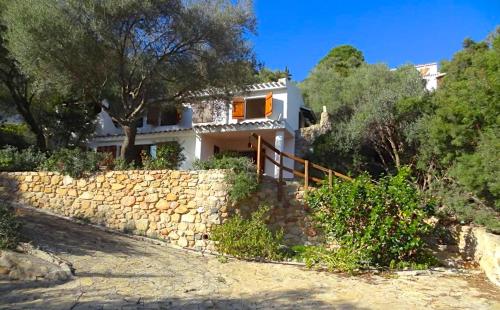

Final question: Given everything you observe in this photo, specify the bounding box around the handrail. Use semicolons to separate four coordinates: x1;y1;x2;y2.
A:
250;133;352;192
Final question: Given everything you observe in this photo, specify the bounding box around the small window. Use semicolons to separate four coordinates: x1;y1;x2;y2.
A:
135;117;144;128
245;97;266;119
160;106;179;126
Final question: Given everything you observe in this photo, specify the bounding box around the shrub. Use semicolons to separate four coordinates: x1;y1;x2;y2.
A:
301;246;362;273
0;204;22;250
0;123;34;149
112;157;137;171
211;205;284;260
306;167;434;270
40;148;104;177
193;153;258;202
0;146;46;172
142;142;186;170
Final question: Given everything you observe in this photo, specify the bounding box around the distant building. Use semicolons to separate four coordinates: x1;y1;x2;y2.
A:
415;63;446;91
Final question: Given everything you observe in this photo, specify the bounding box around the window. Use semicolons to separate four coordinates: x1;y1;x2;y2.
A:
245;97;266;119
232;92;272;120
160;106;179;126
136;117;144;128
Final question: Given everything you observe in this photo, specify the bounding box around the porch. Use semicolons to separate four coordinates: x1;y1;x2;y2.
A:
194;127;295;179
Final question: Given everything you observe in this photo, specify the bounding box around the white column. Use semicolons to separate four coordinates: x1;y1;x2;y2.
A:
194;134;202;160
274;130;285;178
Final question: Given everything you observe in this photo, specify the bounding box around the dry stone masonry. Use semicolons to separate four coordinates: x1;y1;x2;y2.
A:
0;170;313;250
0;170;231;250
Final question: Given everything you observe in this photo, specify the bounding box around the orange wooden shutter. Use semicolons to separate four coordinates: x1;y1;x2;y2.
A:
232;97;245;120
147;106;160;126
265;92;273;117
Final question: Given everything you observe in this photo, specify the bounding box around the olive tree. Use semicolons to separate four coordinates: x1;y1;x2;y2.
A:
309;63;428;174
3;0;257;161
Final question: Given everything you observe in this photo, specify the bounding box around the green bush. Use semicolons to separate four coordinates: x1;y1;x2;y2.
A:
301;246;362;273
306;167;434;270
193;153;258;202
0;146;46;172
39;148;104;177
0;123;35;149
211;205;284;260
112;157;137;171
142;142;185;170
0;204;22;250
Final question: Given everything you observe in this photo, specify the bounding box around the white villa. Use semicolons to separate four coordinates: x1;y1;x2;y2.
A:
90;78;313;178
90;63;444;178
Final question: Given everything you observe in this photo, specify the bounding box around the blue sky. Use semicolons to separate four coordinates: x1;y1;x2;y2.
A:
251;0;499;81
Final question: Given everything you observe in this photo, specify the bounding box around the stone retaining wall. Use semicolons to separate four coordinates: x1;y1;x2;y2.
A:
0;170;230;250
459;226;500;286
0;171;313;250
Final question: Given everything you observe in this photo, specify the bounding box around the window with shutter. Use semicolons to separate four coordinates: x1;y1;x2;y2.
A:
265;92;273;117
160;106;179;126
147;106;160;126
232;97;245;120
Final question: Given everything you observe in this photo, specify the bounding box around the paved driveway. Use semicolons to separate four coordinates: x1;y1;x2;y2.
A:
0;207;499;309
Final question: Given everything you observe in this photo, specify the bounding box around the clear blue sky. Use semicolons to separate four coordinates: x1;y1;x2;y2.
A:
251;0;499;81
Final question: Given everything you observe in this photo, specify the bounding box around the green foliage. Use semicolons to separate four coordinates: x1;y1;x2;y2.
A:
0;123;35;148
317;45;365;76
301;246;363;273
0;203;21;250
0;145;46;171
142;142;185;170
307;64;428;175
3;0;257;160
416;29;500;230
193;153;258;202
40;148;104;178
254;67;291;83
1;15;97;151
112;158;137;171
306;168;434;269
211;205;284;261
301;45;365;113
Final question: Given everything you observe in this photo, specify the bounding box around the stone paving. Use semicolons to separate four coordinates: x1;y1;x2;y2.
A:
0;207;499;309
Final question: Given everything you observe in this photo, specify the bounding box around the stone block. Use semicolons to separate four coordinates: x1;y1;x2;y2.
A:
135;219;149;232
166;193;177;201
120;196;136;207
80;192;93;200
174;206;189;214
145;193;159;203
156;199;169;210
111;183;126;191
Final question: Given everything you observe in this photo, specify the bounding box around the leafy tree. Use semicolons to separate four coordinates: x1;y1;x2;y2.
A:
309;64;428;175
416;29;500;228
3;0;257;162
254;67;291;83
301;45;365;113
0;11;98;150
317;45;365;76
0;17;47;151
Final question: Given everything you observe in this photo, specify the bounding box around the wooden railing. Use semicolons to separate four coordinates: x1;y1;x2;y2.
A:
250;133;351;193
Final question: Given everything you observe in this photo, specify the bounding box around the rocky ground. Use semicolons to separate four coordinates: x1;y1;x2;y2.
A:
0;207;499;310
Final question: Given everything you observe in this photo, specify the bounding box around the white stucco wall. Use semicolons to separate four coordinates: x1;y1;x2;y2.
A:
90;79;304;177
284;81;304;132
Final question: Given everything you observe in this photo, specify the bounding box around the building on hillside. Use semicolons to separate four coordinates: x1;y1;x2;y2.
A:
90;78;316;179
415;63;446;91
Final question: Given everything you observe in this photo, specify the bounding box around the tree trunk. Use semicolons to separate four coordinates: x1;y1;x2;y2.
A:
17;101;47;152
120;124;137;163
4;83;48;151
